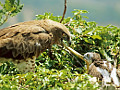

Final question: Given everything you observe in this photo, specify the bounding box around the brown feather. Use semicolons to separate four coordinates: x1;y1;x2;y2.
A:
0;19;70;60
0;19;71;73
89;63;103;79
93;60;113;73
0;25;48;59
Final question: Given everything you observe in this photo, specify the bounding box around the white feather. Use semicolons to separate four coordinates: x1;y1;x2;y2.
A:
111;67;120;86
103;61;107;67
97;67;111;85
108;62;112;69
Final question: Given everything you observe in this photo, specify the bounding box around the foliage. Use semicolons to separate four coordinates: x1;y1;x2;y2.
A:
0;0;23;26
0;68;99;90
0;7;120;90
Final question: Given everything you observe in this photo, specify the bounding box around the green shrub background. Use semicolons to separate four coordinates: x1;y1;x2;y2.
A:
0;0;120;90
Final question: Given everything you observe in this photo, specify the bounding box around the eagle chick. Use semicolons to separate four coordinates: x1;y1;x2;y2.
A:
84;52;120;87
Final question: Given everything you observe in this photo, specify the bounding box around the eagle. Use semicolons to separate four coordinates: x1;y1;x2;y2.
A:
0;19;71;73
84;52;120;87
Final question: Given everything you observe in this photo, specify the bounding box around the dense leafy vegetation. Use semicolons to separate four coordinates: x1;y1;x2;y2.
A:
0;0;120;90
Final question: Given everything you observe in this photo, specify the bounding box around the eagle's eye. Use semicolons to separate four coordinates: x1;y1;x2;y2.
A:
62;33;68;41
62;33;66;36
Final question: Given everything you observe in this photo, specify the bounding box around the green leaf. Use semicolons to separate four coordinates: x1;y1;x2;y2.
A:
9;0;15;5
91;35;102;40
99;49;113;61
82;28;93;35
5;0;12;11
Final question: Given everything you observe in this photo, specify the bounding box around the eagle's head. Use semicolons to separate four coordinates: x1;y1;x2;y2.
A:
38;19;71;45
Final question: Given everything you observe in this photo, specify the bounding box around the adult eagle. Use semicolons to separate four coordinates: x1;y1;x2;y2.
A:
84;52;120;87
0;19;71;73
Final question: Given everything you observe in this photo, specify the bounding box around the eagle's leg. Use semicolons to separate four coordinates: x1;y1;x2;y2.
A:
14;57;36;73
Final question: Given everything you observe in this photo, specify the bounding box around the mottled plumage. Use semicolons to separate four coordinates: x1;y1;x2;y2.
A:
0;19;71;73
84;52;120;86
89;60;113;80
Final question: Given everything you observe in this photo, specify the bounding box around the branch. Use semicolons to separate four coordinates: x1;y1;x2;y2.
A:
60;0;67;23
0;11;11;26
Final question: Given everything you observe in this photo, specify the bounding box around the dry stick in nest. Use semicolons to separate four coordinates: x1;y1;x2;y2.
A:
62;42;89;73
60;0;67;23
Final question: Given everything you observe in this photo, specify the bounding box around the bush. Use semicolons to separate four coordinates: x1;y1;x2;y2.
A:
0;4;119;89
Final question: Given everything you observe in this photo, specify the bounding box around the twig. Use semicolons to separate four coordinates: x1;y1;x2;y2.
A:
60;0;67;23
0;12;11;26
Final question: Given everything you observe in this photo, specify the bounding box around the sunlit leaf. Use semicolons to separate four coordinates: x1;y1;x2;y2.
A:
91;35;102;40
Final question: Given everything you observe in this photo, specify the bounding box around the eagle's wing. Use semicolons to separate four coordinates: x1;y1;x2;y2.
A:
0;24;52;60
0;24;53;73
